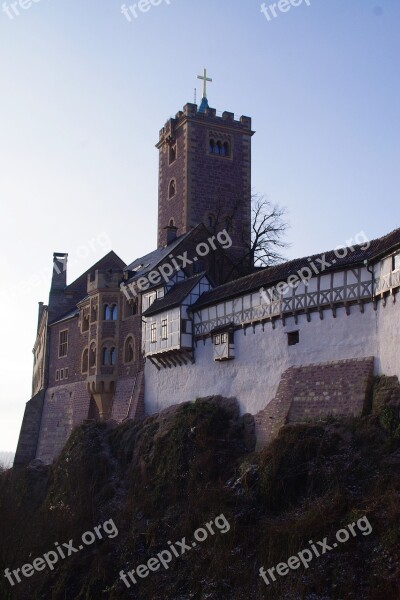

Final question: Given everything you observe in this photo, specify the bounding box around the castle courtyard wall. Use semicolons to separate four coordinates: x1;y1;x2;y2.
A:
144;298;400;417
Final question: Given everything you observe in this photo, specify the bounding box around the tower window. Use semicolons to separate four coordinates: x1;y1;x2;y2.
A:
209;137;231;158
111;304;118;320
89;343;96;368
81;314;89;332
102;347;109;366
104;304;117;320
102;346;117;366
59;330;68;358
82;348;89;374
169;179;176;199
169;143;177;165
110;347;117;366
90;303;97;323
124;336;135;363
124;298;137;318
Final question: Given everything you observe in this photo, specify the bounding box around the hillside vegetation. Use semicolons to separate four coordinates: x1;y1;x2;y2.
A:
0;384;399;600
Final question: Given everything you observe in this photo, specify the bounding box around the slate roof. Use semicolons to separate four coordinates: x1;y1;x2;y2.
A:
143;273;208;317
124;228;198;283
64;251;126;306
50;309;79;326
192;227;400;310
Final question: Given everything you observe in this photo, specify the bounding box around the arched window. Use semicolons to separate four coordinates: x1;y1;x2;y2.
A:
216;141;222;155
103;304;111;320
168;179;176;199
209;139;215;154
82;314;89;332
82;348;89;374
208;215;214;229
89;343;96;368
169;143;176;164
124;298;137;317
169;218;175;226
111;304;118;320
124;336;135;363
220;143;226;157
102;347;109;366
223;142;230;157
110;347;117;365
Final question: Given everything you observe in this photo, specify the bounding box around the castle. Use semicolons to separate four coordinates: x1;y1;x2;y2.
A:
14;84;400;465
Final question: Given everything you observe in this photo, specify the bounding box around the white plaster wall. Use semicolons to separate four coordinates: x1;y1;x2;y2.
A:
145;301;384;417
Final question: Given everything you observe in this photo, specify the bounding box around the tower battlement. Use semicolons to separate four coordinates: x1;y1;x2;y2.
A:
158;103;253;143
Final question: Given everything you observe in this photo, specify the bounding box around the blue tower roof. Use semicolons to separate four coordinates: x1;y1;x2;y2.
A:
198;96;209;113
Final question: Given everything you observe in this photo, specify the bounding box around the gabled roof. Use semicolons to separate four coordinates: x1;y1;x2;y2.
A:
192;227;400;310
65;251;126;305
124;228;199;282
143;273;208;317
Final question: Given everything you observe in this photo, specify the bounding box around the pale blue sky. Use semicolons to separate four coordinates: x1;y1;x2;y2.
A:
0;0;399;452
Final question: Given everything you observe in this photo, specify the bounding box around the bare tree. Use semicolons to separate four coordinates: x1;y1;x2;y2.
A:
205;190;289;278
248;195;289;268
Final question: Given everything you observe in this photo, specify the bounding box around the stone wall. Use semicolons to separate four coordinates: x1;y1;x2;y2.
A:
13;391;45;466
254;357;374;448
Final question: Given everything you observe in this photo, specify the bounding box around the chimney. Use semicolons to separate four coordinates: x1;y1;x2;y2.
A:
51;253;68;291
164;224;178;246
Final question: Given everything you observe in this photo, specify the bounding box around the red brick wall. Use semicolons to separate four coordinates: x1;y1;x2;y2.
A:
157;105;252;256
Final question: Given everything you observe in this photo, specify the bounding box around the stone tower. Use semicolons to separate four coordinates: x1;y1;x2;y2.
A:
156;100;254;260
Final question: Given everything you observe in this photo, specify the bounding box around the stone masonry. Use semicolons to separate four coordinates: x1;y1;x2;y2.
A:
254;357;375;449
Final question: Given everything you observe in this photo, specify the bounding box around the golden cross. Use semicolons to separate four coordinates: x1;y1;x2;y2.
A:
197;68;212;99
